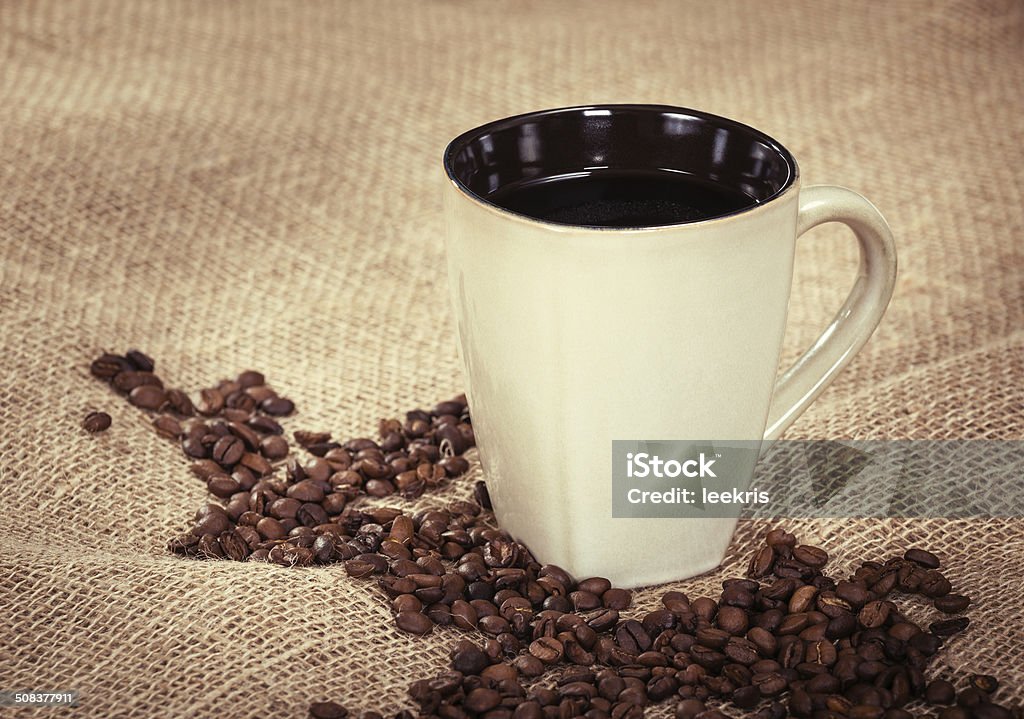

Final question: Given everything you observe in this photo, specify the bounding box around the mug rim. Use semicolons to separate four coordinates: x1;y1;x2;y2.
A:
443;104;800;232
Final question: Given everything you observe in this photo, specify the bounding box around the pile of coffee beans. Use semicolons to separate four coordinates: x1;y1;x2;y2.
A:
88;350;1018;719
89;349;475;566
307;528;1015;719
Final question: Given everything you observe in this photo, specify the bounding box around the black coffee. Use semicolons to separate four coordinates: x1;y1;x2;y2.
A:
486;169;756;228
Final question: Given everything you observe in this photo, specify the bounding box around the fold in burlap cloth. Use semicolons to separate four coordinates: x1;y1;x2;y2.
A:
1;1;1022;716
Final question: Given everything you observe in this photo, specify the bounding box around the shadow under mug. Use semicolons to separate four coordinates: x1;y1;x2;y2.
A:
443;105;897;587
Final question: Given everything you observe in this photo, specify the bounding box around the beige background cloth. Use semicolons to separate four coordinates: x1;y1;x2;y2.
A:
1;1;1022;716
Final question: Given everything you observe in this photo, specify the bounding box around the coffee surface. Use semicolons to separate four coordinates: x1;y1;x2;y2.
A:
486;169;756;227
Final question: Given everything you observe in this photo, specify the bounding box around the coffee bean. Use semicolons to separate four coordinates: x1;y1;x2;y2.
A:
751;671;787;696
849;705;885;719
196;388;224;416
919;569;952;598
744;626;776;657
676;699;707;719
807;638;837;665
788;584;818;613
764;528;796;547
478;615;511;635
513;702;543;719
571;590;602;611
968;673;999;693
252;434;286;460
152;414;182;439
438;455;469;477
313;535;335;563
778;614;811;635
286;479;324;503
508;654;542;679
577;577;612;595
463;688;501;713
747;545;775;578
959;688;989;707
123;349;155;372
207;474;240;498
90;353;132;380
930;616;970;636
451;642;490;675
256;517;286;541
691;597;718;620
193;510;231;537
308;700;348;719
248;415;283;434
792;544;828;568
904;547;941;568
723;637;758;665
83;411;112;433
835;579;870;607
195;533;224;559
586;608;619;633
529;636;564;664
394;611;433;635
211;435;244;466
163;389;195;416
858;600;891;628
973;706;1014;719
615;620;651;654
909;630;942;655
261;396;295;416
731;684;761;710
219;530;250;561
933;593;971;613
113;370;163;393
479;662;515;683
129;384;167;410
921;680;958;708
716;606;748;635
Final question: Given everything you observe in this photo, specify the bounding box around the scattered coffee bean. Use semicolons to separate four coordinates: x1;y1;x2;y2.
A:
394;611;433;635
261;396;295;416
925;678;957;705
165;389;195;416
308;701;348;719
934;593;972;613
129;384;167;410
125;349;155;372
83;411;112;433
905;547;941;568
792;544;828;568
969;674;999;693
152;414;182;439
113;370;163;393
930;616;970;636
90;353;132;380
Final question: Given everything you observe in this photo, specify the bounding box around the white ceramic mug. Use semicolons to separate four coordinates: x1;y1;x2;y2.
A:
443;105;896;587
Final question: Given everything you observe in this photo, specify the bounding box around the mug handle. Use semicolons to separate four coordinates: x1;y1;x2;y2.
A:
763;185;898;441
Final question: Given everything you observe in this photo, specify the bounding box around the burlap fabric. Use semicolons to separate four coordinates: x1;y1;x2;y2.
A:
2;1;1022;716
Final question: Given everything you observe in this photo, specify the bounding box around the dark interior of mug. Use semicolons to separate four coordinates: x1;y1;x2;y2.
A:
444;105;798;228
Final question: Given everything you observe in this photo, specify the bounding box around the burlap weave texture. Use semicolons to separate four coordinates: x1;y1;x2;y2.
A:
1;1;1022;716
